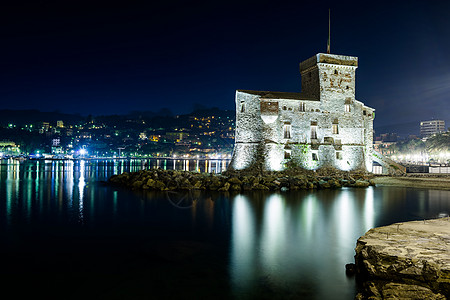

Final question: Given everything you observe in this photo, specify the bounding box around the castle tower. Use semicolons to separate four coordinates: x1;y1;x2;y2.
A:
299;53;357;110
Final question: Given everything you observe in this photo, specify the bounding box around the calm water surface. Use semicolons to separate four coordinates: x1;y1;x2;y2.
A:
1;159;450;299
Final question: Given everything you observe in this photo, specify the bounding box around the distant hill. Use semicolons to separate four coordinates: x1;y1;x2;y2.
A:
0;109;84;126
374;121;419;137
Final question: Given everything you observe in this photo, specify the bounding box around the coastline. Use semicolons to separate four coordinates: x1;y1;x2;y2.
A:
373;174;450;190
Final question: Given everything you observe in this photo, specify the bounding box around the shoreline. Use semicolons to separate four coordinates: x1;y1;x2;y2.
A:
373;174;450;190
108;168;376;192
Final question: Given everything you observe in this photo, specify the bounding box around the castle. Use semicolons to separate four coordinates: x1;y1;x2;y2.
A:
228;53;375;172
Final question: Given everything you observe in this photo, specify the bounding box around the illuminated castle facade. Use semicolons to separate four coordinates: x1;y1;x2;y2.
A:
229;53;375;172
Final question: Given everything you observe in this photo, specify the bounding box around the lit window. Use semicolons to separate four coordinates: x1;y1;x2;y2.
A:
284;124;291;139
345;104;351;112
300;102;306;112
332;124;339;134
345;98;352;112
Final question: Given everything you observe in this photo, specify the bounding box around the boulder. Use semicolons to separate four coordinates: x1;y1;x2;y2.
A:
228;177;242;185
218;182;230;192
252;183;270;190
354;180;370;188
355;219;450;298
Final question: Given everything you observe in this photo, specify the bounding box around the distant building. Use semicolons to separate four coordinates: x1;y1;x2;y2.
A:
420;120;445;137
57;120;64;128
139;132;147;140
37;121;50;134
229;53;375;172
52;137;61;146
0;141;21;156
380;133;398;143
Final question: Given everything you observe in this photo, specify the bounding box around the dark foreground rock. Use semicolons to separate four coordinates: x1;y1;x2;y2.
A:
108;167;375;192
354;219;450;299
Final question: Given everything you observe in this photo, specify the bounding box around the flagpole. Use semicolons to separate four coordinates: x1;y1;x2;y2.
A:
327;9;331;54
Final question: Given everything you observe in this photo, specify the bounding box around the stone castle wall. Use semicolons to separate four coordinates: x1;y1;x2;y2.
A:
229;53;375;173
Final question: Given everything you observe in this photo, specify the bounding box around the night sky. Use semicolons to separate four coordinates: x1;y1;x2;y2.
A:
1;1;450;129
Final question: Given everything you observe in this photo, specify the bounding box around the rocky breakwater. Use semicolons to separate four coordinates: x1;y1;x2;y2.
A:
108;168;375;192
354;218;450;299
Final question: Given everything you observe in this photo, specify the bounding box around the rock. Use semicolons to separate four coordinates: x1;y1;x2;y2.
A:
353;180;370;188
382;283;445;300
345;263;356;276
228;177;242;185
318;180;330;189
242;183;253;191
252;183;270;190
193;181;203;190
218;182;230;192
355;219;450;298
132;180;143;189
230;184;242;191
109;168;375;192
146;178;156;188
154;180;166;191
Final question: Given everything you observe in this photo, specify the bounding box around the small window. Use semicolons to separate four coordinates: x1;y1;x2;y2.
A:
284;150;291;159
346;86;349;90
312;152;319;161
284;124;291;139
311;125;317;140
240;101;245;113
336;151;343;160
332;124;339;134
345;104;351;113
300;102;306;112
334;69;338;75
363;110;366;115
282;106;287;110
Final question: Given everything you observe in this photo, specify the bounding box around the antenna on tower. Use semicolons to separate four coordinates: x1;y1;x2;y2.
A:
327;9;331;54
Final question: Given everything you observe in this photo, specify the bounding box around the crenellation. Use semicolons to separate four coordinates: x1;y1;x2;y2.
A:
229;53;375;172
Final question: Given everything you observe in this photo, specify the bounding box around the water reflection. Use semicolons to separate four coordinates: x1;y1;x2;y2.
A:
78;160;86;223
2;160;450;299
0;159;230;227
230;189;377;299
231;195;256;293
